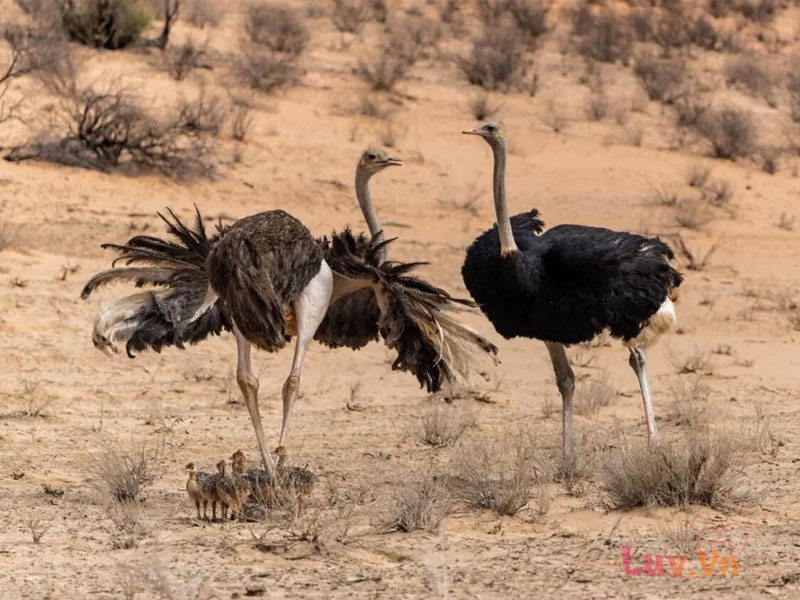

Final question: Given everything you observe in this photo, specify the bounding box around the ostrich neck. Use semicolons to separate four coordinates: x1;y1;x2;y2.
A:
492;141;518;255
355;170;386;262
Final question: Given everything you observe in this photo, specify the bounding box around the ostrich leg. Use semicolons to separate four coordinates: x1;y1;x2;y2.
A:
235;326;276;476
544;342;576;468
278;262;334;449
628;347;660;442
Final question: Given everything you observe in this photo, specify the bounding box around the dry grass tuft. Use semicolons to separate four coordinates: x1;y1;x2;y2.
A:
331;0;370;35
686;163;711;188
469;92;500;121
87;436;164;503
666;377;710;427
382;471;451;533
417;404;477;448
669;346;711;375
656;513;697;556
674;197;714;230
601;428;747;509
574;374;615;416
0;222;19;251
357;54;410;92
451;430;552;516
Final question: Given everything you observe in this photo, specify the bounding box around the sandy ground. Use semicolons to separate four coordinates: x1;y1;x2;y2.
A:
2;1;800;598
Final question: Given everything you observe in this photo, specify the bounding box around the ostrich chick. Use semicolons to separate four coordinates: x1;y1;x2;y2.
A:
217;459;251;522
185;462;215;520
274;445;316;515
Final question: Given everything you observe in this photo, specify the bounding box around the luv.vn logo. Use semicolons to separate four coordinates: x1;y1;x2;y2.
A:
579;522;780;578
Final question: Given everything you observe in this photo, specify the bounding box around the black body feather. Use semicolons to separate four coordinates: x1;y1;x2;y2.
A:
462;210;683;345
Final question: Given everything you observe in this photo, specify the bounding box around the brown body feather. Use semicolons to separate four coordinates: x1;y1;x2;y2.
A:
206;210;324;352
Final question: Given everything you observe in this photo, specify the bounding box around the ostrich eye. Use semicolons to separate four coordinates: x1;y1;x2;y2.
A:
485;125;496;132
367;153;377;160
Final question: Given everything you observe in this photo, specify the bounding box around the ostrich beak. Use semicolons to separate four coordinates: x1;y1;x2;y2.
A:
462;128;482;136
382;156;403;167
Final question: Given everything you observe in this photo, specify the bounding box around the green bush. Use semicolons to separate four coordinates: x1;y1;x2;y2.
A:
59;0;152;50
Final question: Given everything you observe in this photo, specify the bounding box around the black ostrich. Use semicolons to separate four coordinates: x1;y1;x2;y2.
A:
461;121;683;464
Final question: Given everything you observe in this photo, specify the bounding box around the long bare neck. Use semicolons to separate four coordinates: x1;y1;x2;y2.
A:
355;169;387;263
491;140;518;255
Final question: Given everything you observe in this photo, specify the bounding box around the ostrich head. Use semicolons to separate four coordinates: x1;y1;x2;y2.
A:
230;450;246;472
216;460;226;474
462;121;506;147
185;462;195;471
358;148;403;177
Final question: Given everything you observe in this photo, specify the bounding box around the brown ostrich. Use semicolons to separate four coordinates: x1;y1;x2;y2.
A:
81;149;498;478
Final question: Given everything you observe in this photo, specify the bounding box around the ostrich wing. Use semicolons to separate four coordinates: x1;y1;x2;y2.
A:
317;229;498;393
83;205;232;356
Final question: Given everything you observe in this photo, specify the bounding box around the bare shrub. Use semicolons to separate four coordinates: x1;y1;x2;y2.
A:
59;0;153;49
236;44;301;93
694;107;757;160
633;52;686;103
10;86;215;177
245;3;309;56
689;15;719;50
26;516;51;544
385;15;442;65
331;0;370;35
382;471;451;533
574;375;614;416
164;38;207;81
739;0;776;24
357;54;409;92
451;431;551;516
105;500;148;549
416;404;476;448
656;514;697;556
724;54;774;99
672;235;720;271
1;26;74;122
87;436;164;503
175;89;227;136
601;429;746;509
673;95;709;129
470;92;499;121
574;8;634;65
184;0;221;28
478;0;549;48
459;26;527;91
